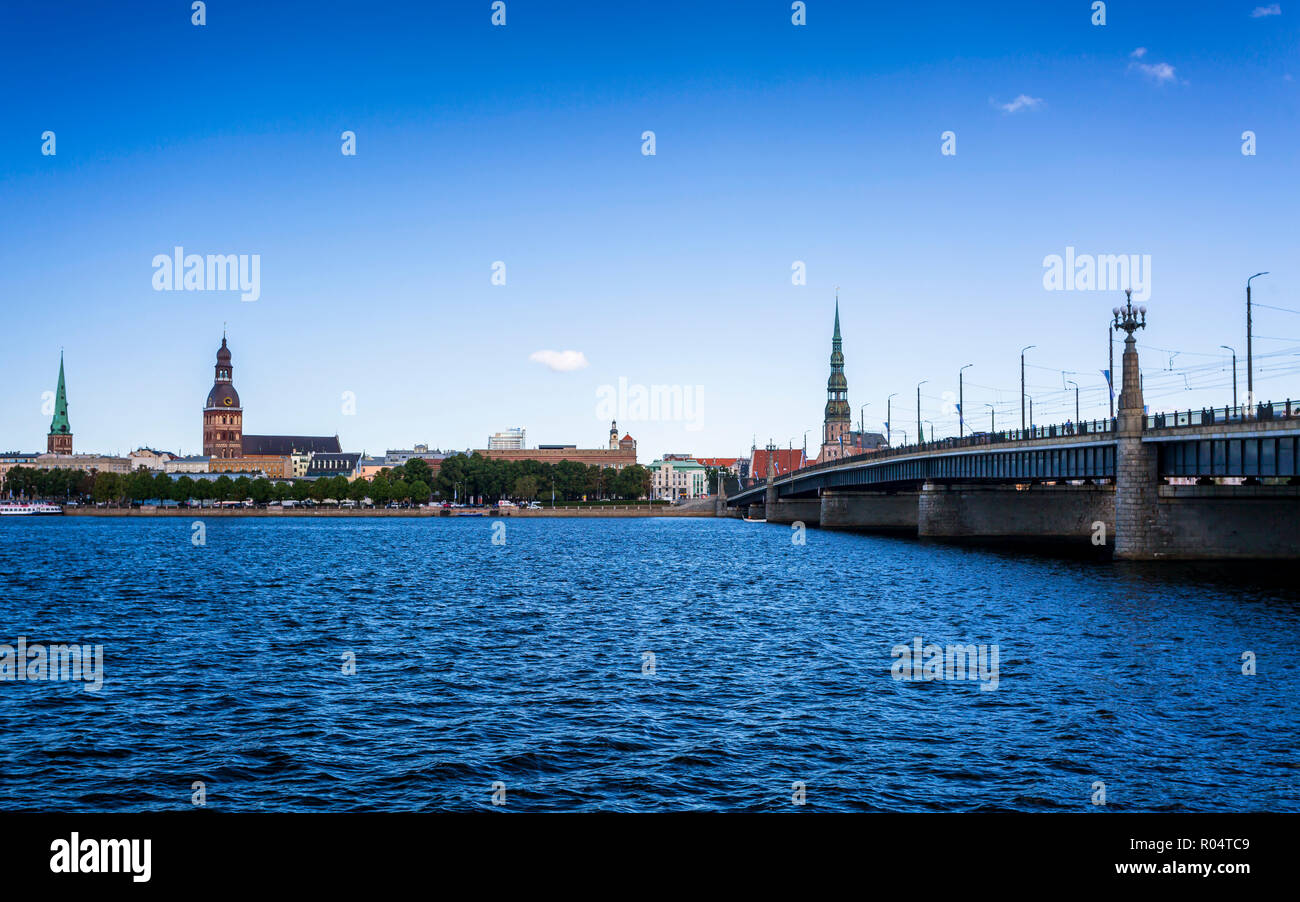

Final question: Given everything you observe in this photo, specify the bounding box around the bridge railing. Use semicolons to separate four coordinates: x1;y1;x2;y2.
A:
733;398;1300;497
752;417;1117;486
1145;399;1299;430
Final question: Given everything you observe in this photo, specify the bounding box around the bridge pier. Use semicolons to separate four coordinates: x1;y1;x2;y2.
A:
819;490;919;532
747;503;766;520
766;498;821;526
1134;485;1300;559
917;482;1115;548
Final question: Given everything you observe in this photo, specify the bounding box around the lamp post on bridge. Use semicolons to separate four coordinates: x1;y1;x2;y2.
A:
958;364;972;437
1108;325;1115;419
886;393;898;446
1020;345;1036;431
924;420;935;444
1067;380;1079;426
916;381;927;446
985;403;996;433
1246;272;1268;416
1219;345;1238;411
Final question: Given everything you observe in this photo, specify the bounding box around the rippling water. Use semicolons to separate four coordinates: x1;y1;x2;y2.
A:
0;516;1296;812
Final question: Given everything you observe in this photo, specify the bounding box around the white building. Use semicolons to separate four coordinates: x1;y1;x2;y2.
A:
129;448;176;471
647;458;709;501
163;455;211;474
488;428;526;450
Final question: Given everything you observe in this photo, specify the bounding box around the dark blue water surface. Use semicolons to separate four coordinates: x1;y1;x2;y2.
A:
0;516;1296;812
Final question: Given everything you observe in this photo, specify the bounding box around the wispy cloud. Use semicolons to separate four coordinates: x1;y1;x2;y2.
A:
1250;4;1282;17
1128;50;1179;84
529;349;589;372
996;94;1044;114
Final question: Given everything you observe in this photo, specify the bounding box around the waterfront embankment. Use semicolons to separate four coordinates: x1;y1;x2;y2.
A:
62;505;716;518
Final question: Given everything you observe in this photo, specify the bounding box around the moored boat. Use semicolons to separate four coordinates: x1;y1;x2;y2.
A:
0;503;64;516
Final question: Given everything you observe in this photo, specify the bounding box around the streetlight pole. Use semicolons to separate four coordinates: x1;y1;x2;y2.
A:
1246;272;1268;415
958;364;972;437
1020;345;1036;431
917;381;927;445
1108;325;1115;419
1068;380;1079;426
1220;345;1238;411
985;403;995;433
924;420;935;443
886;393;898;446
859;403;870;437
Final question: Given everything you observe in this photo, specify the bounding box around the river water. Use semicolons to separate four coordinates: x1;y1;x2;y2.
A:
1;517;1296;811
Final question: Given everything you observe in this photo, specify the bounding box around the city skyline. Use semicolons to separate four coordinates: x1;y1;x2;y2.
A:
2;1;1297;461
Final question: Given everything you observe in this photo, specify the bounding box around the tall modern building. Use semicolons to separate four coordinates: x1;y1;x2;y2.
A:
819;300;852;462
47;352;72;454
488;427;526;450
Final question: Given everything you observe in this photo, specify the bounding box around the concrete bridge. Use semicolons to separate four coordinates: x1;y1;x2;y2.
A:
723;302;1299;560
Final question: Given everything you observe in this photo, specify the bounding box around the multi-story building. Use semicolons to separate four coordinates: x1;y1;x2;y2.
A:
748;447;807;485
209;455;291;478
695;457;740;474
0;453;40;487
129;448;177;471
648;458;709;501
487;428;526;450
478;422;636;469
305;452;362;479
164;456;211;474
33;454;131;474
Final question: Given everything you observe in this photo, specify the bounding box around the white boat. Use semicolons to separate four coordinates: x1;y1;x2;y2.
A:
0;503;63;516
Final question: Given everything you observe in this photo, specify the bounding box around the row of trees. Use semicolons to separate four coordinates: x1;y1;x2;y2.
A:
3;455;654;505
433;454;652;502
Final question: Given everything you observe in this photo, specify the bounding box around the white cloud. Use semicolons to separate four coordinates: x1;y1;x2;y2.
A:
997;94;1044;114
1133;60;1178;83
529;349;589;372
1130;47;1147;58
1250;4;1282;17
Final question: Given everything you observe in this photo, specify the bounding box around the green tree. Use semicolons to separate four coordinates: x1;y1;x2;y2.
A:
512;475;538;501
213;475;235;502
92;471;121;505
409;480;430;503
404;457;431;485
250;478;272;505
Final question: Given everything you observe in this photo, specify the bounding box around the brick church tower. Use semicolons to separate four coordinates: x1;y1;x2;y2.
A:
203;334;243;458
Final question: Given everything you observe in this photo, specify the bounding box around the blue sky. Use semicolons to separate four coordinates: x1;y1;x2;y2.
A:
2;0;1297;460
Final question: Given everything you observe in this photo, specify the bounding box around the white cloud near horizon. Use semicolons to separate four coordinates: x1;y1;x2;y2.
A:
529;349;590;372
1130;47;1147;59
997;94;1043;114
1251;4;1281;17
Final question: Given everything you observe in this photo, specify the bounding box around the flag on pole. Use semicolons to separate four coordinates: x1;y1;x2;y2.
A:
1102;369;1114;400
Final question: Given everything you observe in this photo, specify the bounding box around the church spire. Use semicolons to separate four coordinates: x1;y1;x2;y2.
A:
47;351;73;454
821;297;851;461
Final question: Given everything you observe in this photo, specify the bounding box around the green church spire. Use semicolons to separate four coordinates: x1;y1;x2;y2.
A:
49;352;70;435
